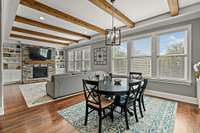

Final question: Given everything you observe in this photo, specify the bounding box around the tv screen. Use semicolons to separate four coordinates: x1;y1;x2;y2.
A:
29;47;52;60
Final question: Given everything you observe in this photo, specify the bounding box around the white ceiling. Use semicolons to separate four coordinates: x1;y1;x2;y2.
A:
10;0;200;47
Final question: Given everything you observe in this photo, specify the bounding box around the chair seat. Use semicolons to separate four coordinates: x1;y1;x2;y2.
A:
88;97;113;109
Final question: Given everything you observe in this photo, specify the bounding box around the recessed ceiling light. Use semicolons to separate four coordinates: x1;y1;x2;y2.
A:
84;31;88;34
39;16;45;20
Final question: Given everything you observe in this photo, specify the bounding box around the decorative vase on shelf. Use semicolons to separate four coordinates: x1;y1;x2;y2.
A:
197;79;200;108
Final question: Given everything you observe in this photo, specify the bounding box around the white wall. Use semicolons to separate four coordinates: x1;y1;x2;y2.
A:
1;0;20;115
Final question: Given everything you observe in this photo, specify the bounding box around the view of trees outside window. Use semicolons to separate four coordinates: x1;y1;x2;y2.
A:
131;37;152;77
112;42;127;75
158;31;187;79
68;47;91;72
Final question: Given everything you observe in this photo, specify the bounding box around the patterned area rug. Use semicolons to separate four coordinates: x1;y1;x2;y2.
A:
19;82;53;107
19;82;83;108
58;96;177;133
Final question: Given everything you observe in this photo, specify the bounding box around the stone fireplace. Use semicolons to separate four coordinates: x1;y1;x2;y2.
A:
22;45;55;83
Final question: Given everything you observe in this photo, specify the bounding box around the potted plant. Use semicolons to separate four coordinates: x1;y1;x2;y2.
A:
194;62;200;108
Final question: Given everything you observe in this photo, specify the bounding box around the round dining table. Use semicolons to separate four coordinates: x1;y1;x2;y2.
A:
97;78;141;95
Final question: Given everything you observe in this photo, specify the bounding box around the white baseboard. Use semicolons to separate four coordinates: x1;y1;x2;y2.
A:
145;89;198;105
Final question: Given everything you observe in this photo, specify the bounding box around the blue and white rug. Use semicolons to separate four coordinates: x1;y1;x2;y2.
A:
58;96;177;133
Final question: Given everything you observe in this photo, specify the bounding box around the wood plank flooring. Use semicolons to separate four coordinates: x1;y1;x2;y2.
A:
0;84;200;133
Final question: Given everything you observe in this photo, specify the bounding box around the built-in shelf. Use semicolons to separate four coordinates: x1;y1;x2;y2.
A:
3;43;21;70
55;50;66;74
3;42;22;84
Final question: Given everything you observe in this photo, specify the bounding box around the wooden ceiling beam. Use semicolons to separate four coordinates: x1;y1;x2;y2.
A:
12;27;78;43
15;16;91;39
10;34;69;46
89;0;135;28
20;0;105;34
167;0;179;16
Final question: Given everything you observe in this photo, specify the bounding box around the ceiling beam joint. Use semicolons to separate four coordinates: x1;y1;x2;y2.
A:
167;0;179;16
89;0;135;28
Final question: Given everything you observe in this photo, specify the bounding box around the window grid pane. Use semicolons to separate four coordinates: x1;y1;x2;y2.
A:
131;57;151;78
68;61;74;71
131;37;151;57
112;58;127;75
112;42;127;75
75;61;82;72
158;56;186;79
158;31;186;56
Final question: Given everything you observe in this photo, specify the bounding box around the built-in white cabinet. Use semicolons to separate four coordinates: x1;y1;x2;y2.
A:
3;70;21;84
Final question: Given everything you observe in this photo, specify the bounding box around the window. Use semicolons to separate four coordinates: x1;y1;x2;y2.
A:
82;48;91;71
130;36;152;78
68;51;74;71
157;30;188;80
68;47;91;72
128;25;191;82
112;42;127;75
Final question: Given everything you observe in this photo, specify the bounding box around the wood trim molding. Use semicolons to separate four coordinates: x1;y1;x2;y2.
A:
167;0;179;16
24;59;55;64
20;0;105;34
12;27;78;43
89;0;135;28
15;16;91;39
10;34;69;46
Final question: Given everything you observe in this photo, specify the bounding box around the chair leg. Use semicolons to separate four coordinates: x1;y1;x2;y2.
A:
124;107;129;129
98;110;102;133
133;101;138;122
142;96;146;111
121;108;123;114
84;105;88;125
138;100;143;118
103;109;106;116
110;105;114;122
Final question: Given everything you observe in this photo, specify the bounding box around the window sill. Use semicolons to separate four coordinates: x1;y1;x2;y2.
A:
149;78;192;86
93;73;192;86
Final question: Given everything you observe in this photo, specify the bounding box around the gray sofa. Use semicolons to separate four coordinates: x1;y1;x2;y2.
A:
46;73;88;98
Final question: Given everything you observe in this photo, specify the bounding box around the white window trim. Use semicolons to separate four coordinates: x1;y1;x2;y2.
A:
126;25;192;85
154;25;192;83
129;35;153;78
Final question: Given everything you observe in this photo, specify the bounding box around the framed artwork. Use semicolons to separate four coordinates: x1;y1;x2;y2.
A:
94;47;107;65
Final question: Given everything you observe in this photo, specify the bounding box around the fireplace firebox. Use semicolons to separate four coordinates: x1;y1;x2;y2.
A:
33;66;48;78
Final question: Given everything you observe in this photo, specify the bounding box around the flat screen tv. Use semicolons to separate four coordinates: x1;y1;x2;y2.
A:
29;47;52;60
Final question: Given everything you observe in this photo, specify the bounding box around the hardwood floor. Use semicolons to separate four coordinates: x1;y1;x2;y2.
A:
0;84;200;133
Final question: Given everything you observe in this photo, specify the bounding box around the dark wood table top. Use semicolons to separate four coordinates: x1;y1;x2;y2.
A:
97;78;141;95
